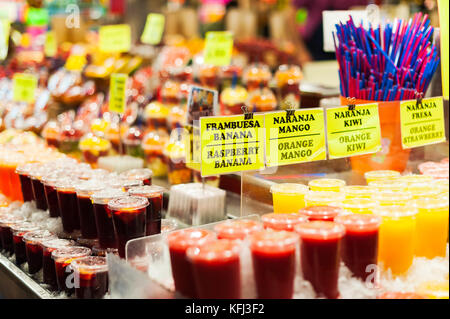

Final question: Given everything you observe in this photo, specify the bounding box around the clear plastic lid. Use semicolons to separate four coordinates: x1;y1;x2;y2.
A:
107;196;149;212
161;218;178;233
0;214;26;227
342;198;377;210
364;170;401;181
23;230;57;244
187;239;240;263
249;230;299;254
54;177;77;192
308;178;346;189
75;180;105;197
15;162;40;175
51;246;92;261
412;197;449;210
373;205;418;219
406;183;441;198
304;191;346;205
298;205;344;221
368;180;407;192
342;186;373;198
109;178;143;190
294;221;346;240
29;165;51;180
128;185;165;198
91;188;126;205
400;174;434;184
167;228;215;251
71;256;108;273
119;168;153;181
41;238;75;250
334;214;381;233
270;183;308;195
372;191;412;205
11;222;40;235
261;213;308;232
214;219;263;240
42;171;67;187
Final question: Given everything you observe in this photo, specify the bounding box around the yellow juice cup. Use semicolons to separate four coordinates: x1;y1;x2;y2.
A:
342;198;377;214
270;183;309;214
413;196;449;259
400;174;434;184
364;170;401;184
368;179;407;193
406;182;441;199
374;205;417;276
308;178;346;192
304;191;345;207
416;281;449;299
373;191;412;206
342;185;373;199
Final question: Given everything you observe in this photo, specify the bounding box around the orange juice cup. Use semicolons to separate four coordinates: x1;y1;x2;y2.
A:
270;183;309;214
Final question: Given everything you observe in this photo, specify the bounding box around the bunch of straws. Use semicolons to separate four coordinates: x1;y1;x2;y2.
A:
334;13;440;101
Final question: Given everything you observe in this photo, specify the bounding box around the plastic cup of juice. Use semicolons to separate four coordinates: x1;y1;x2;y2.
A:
342;185;373;199
108;196;149;258
29;165;51;211
261;213;308;232
56;178;81;233
406;182;441;199
368;179;407;193
52;246;92;293
214;219;263;240
412;196;449;259
0;215;26;254
270;183;309;214
335;214;381;280
76;180;105;239
41;239;75;287
364;170;401;184
400;174;434;184
71;256;109;299
298;206;344;222
23;230;57;274
374;205;417;276
187;239;241;299
15;163;37;202
304;191;346;208
308;178;346;192
167;229;215;298
11;223;40;265
342;198;377;214
42;171;66;218
249;230;298;299
372;191;412;206
295;221;345;299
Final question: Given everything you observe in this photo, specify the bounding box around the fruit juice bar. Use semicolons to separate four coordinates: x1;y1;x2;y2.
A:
334;214;381;280
91;188;126;249
120;168;153;186
11;223;40;265
76;180;105;239
71;256;109;299
23;230;57;274
56;178;81;233
167;183;226;226
249;230;298;299
128;185;165;236
270;183;309;214
108;196;149;258
187;239;241;299
413;196;449;259
214;219;263;240
15;163;38;202
308;178;346;192
261;213;308;232
342;198;377;215
167;229;215;298
304;191;345;207
0;215;26;254
295;221;345;299
29;166;52;210
42;172;66;218
41;239;75;287
52;246;92;292
275;64;303;109
298;206;344;222
374;205;417;276
364;170;401;184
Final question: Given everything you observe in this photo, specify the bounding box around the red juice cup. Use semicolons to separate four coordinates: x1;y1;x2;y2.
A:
108;196;149;258
11;223;40;265
15;163;36;202
0;215;26;254
261;213;308;232
295;221;345;299
23;230;57;274
71;256;109;299
187;239;241;299
42;172;65;218
29;165;51;210
298;206;345;222
56;178;81;233
214;219;263;240
167;229;215;298
76;180;105;239
120;168;153;186
91;188;126;249
52;246;92;292
41;238;75;287
249;230;298;299
109;178;144;192
128;185;165;236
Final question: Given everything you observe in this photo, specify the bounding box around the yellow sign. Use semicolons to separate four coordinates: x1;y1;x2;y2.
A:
109;73;128;114
265;109;326;167
438;1;449;99
99;24;131;53
400;97;446;149
141;13;165;45
0;19;10;61
200;114;265;176
326;103;381;159
203;31;233;66
44;31;57;57
13;73;37;103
